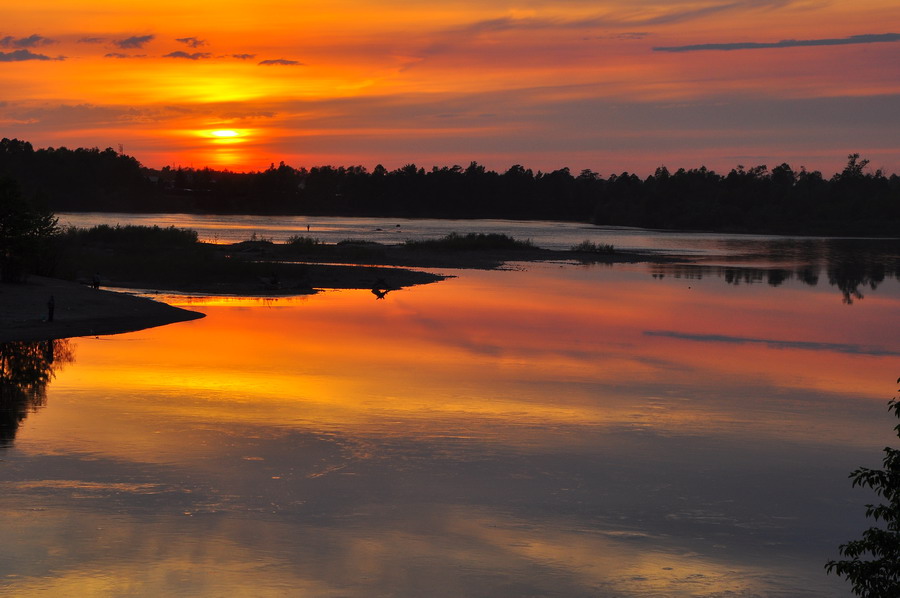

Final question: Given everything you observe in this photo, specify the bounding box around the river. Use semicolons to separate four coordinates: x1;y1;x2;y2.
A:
2;217;899;596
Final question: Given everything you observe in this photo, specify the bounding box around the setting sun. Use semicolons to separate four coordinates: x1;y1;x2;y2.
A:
210;130;239;138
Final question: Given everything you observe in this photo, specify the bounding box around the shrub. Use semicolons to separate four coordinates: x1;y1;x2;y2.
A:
62;224;198;249
571;240;615;254
286;235;321;250
404;232;533;251
827;377;900;597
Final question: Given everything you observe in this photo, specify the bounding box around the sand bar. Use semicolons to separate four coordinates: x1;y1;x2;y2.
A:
0;276;204;343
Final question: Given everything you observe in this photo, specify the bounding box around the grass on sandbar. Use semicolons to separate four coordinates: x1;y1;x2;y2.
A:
404;232;534;251
571;240;616;254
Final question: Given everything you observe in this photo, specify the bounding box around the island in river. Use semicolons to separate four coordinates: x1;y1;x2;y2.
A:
2;235;657;342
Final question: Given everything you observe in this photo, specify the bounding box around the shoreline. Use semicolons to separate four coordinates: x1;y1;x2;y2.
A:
0;276;204;343
1;245;661;343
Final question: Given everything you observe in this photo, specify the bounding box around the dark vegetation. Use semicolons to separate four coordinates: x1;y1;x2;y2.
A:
49;224;443;294
2;138;898;236
403;232;534;251
827;378;900;597
0;177;58;282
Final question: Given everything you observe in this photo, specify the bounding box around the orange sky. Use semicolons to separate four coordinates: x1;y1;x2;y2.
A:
2;0;899;174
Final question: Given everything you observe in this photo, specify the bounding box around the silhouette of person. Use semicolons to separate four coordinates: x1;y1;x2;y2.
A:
92;273;101;289
47;295;55;322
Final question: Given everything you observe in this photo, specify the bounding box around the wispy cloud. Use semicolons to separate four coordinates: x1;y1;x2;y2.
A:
164;51;211;60
233;53;256;60
654;32;900;52
1;34;55;48
644;330;900;356
175;37;206;48
104;52;145;59
78;37;105;44
258;58;302;66
639;0;794;26
0;49;64;62
114;35;155;49
451;0;794;36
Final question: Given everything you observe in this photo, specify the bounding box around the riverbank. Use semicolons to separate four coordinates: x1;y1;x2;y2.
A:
0;276;205;342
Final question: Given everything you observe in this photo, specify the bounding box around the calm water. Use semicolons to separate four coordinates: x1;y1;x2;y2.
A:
56;212;899;260
2;221;900;596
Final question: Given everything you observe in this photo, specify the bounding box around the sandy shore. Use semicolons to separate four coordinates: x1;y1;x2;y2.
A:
0;276;204;343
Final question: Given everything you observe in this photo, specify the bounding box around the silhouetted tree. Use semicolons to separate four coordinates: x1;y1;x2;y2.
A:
0;178;58;282
827;377;900;596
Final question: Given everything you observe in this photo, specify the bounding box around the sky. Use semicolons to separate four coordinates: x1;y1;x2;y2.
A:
1;0;899;175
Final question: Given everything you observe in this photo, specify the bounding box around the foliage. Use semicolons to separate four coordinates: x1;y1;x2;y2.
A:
3;137;900;236
0;138;151;211
404;232;534;251
285;235;321;250
0;177;59;282
827;377;900;596
571;240;615;254
60;224;198;249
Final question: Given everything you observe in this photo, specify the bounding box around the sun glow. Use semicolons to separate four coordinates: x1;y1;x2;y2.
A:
210;130;239;138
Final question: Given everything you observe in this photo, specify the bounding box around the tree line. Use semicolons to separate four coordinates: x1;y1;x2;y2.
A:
1;137;898;235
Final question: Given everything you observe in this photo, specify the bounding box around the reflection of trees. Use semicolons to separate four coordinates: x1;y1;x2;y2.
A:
648;238;899;304
0;339;74;446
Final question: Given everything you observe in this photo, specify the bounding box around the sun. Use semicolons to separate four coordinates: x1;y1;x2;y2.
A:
210;129;240;138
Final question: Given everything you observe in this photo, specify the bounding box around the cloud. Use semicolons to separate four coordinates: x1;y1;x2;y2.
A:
175;37;206;48
654;32;900;52
164;51;212;60
449;0;793;36
105;53;145;59
232;53;256;60
258;58;302;66
78;37;105;44
114;35;155;49
0;49;64;62
643;330;900;356
1;34;55;48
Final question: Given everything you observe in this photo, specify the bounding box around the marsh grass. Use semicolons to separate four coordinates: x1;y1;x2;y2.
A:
571;240;616;254
404;232;534;251
54;224;292;287
61;224;198;249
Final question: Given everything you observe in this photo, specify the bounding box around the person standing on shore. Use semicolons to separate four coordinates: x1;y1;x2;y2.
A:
47;295;55;322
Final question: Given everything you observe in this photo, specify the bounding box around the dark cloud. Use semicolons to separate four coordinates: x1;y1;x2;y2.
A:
1;34;55;48
654;32;900;52
175;37;207;48
114;35;155;49
104;53;145;59
643;330;900;356
78;37;105;44
613;32;650;40
258;58;302;66
164;51;212;60
0;49;63;62
232;53;256;60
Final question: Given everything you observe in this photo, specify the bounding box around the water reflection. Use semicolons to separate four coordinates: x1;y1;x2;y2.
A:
644;237;900;302
1;263;898;597
0;339;74;445
650;253;897;303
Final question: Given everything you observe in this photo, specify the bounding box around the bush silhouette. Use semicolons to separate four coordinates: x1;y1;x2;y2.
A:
827;377;900;596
